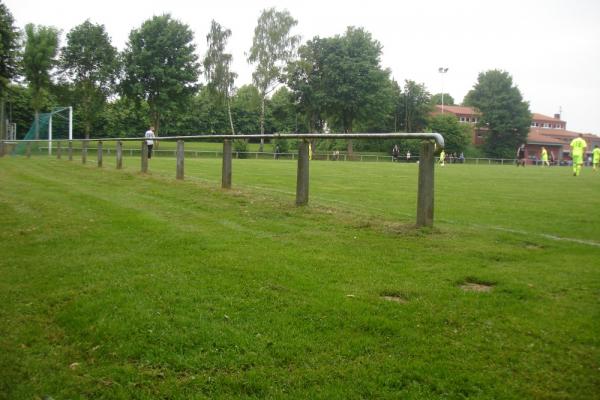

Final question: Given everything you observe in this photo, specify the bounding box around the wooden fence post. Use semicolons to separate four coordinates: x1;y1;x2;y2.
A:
416;140;435;227
82;141;87;164
116;141;123;169
296;140;310;206
222;139;232;188
141;141;148;173
68;141;73;161
176;140;184;180
97;141;103;167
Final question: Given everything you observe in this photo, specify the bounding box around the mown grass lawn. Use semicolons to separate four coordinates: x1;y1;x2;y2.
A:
0;154;598;399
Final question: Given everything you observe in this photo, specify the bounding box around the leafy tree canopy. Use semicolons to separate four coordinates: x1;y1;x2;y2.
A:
463;69;531;158
0;1;20;90
431;92;455;106
427;113;470;153
122;14;200;135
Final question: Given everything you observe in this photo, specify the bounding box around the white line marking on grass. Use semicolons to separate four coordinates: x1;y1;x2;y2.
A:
479;225;600;248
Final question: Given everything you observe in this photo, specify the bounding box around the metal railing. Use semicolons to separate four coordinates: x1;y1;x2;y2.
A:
0;133;444;227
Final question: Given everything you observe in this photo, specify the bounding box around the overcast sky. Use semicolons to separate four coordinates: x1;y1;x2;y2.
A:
5;0;600;134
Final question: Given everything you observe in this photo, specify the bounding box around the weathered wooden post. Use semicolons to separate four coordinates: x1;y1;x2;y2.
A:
26;142;31;158
141;141;148;173
176;140;184;180
222;139;232;188
82;140;87;164
296;139;310;206
68;141;73;161
416;140;435;227
97;141;103;167
116;141;123;169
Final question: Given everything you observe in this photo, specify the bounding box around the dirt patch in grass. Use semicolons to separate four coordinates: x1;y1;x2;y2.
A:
381;295;408;303
460;282;494;292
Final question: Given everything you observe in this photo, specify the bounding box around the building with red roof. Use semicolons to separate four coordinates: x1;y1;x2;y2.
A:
434;105;600;162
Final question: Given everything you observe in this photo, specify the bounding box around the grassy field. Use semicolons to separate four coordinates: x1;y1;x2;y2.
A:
0;153;599;399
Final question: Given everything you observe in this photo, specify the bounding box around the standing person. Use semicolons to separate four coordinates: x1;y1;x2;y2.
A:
549;150;555;166
516;144;526;167
145;126;155;159
593;145;600;172
541;146;549;167
392;144;399;162
274;144;280;160
570;134;587;176
439;149;446;166
406;150;411;162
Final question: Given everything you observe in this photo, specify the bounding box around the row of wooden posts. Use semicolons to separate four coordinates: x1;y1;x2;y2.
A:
5;134;441;227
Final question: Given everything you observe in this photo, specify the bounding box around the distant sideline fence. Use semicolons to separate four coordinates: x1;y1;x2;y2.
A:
0;133;444;227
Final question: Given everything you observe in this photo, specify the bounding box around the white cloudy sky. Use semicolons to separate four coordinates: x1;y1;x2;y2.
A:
5;0;600;134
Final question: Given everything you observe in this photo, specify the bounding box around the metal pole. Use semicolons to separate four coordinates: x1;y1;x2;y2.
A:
48;114;53;156
417;141;435;227
296;140;310;206
68;106;73;140
68;141;73;161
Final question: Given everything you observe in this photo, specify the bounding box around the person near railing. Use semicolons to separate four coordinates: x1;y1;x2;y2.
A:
145;126;155;159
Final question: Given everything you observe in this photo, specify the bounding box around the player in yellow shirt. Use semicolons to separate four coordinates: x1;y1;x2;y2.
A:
439;150;446;166
541;147;549;167
593;145;600;172
570;134;587;176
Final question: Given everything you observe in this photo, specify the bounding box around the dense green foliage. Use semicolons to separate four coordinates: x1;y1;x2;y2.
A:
22;23;59;138
121;14;200;135
464;70;532;158
203;20;236;134
427;113;470;153
431;92;455;106
0;3;538;157
248;8;299;150
0;156;598;398
60;20;118;138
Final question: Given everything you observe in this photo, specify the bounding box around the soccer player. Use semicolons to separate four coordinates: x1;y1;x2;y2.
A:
569;134;587;176
439;149;445;166
593;145;600;172
541;146;549;167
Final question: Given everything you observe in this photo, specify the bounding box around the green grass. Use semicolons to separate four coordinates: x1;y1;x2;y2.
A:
0;154;599;399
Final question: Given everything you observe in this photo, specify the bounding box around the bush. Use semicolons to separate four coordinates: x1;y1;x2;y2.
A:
233;139;248;158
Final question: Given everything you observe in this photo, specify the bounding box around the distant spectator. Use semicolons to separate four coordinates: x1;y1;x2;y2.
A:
145;126;155;159
406;151;411;161
392;144;399;162
516;144;526;167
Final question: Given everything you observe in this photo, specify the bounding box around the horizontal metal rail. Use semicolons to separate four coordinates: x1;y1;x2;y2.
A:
1;132;445;149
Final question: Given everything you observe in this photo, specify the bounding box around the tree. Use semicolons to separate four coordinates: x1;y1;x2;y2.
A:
247;7;299;151
203;20;237;135
61;20;118;139
287;27;392;154
399;80;432;133
431;92;455;106
463;70;531;158
231;84;261;135
22;24;59;139
122;14;200;136
427;113;470;154
0;1;20;142
269;86;296;133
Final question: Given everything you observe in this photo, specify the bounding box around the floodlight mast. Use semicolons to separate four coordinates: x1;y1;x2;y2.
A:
69;106;73;140
438;67;449;114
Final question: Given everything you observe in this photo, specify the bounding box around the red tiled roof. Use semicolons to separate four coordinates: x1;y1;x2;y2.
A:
531;113;564;123
434;105;479;116
527;128;598;146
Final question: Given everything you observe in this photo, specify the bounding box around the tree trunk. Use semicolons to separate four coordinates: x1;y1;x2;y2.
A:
259;95;265;152
153;111;160;149
227;96;235;135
